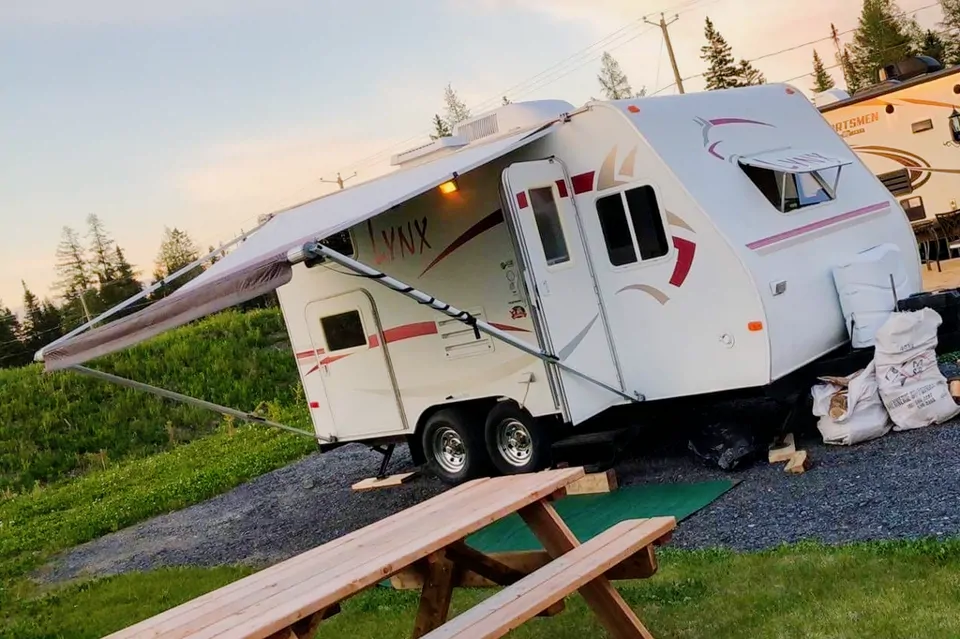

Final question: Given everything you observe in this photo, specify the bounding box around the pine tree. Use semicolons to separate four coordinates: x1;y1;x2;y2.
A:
701;17;741;90
597;51;636;99
102;245;143;310
840;47;863;93
918;29;947;63
939;0;960;63
848;0;917;88
429;114;452;140
86;214;116;287
442;84;471;131
153;227;202;297
54;226;100;327
0;303;28;369
812;50;836;93
734;59;765;86
21;282;62;355
502;96;511;105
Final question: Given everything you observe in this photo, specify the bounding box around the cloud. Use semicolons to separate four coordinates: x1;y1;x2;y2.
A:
0;0;307;26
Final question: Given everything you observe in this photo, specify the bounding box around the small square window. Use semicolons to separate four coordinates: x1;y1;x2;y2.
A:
529;186;570;266
595;185;669;266
320;310;367;352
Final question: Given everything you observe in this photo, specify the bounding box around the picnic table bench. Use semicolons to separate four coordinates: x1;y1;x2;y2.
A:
106;467;675;639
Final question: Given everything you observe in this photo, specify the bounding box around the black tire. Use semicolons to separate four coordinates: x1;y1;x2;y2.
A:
421;408;490;485
484;401;552;476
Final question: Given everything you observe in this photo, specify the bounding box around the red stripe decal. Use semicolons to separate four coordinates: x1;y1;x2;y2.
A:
571;171;594;194
420;209;505;277
556;179;569;198
746;201;890;250
669;237;696;287
308;401;320;409
489;322;531;332
516;192;529;209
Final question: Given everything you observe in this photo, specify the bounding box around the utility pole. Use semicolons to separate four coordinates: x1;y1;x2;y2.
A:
319;171;357;190
645;13;685;94
830;23;850;89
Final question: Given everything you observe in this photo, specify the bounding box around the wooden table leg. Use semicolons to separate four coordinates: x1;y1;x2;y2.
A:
519;500;655;639
264;603;340;639
411;550;456;638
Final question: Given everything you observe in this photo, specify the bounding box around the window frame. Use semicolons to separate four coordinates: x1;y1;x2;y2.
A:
525;183;575;272
743;164;838;215
317;308;370;355
594;182;673;271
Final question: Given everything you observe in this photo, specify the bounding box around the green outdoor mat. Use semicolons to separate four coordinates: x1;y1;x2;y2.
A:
465;479;737;553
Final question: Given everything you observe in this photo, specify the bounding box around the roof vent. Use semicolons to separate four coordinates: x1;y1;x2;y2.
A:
390;135;468;168
453;99;575;143
879;55;943;83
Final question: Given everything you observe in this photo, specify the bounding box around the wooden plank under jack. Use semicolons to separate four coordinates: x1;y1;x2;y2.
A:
784;450;811;474
768;433;796;464
352;471;418;491
566;468;618;495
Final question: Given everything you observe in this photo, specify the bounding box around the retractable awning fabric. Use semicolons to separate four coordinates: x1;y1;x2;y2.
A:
41;122;559;372
738;148;852;173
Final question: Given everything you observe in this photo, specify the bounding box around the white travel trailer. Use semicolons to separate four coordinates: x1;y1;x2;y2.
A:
41;84;922;484
817;57;960;222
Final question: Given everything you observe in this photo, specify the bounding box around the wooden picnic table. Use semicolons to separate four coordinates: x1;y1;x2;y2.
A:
106;467;675;639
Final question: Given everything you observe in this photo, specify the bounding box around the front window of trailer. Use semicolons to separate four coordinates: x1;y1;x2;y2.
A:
742;164;839;213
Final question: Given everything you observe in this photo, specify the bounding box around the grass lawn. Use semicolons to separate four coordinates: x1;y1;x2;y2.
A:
4;540;960;638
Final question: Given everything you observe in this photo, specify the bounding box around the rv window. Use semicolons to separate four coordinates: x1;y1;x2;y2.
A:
319;310;367;352
529;186;570;266
595;185;669;266
625;186;669;260
596;195;637;266
741;164;835;213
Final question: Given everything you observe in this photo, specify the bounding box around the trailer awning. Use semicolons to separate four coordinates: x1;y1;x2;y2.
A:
738;148;852;173
41;122;560;372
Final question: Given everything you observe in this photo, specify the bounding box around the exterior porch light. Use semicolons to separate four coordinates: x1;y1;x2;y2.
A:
949;109;960;142
439;172;460;195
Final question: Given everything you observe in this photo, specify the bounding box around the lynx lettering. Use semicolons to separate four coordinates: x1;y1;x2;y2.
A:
368;217;431;264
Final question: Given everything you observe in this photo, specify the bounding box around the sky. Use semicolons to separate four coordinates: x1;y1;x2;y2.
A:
0;0;943;311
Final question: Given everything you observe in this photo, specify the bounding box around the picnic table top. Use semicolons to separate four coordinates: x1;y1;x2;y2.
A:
106;467;585;639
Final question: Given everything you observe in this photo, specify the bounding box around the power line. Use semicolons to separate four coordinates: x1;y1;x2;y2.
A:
651;0;943;95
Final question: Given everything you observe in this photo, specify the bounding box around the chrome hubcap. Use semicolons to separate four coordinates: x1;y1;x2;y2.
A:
497;418;533;467
432;426;466;474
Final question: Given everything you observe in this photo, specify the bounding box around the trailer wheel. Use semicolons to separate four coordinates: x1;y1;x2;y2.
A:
484;402;551;476
422;408;489;485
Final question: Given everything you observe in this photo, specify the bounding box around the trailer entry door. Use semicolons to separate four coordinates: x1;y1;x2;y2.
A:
304;290;407;439
502;158;626;424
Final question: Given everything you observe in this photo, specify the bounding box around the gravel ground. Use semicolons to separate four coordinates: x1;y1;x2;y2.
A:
39;411;960;583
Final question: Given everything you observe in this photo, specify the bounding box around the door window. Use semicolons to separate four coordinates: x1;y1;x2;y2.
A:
528;186;570;266
596;185;669;266
319;310;367;352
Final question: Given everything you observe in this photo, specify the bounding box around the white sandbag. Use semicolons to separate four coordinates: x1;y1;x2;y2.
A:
874;309;960;430
832;243;912;348
811;361;891;445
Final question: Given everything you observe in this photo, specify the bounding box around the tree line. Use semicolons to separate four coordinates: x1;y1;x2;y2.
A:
812;0;960;94
0;217;251;370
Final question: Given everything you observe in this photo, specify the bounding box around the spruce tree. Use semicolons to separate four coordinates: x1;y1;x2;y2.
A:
735;59;765;86
153;227;202;297
21;282;62;355
701;17;740;90
86;214;116;286
597;51;636;99
429;114;452;140
840;47;863;93
0;303;28;369
848;0;916;88
918;29;947;63
442;84;471;131
939;0;960;63
54;225;100;327
501;96;511;105
102;245;143;310
812;50;836;93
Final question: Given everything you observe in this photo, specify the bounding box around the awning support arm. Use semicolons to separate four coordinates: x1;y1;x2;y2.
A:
69;365;328;442
291;241;643;403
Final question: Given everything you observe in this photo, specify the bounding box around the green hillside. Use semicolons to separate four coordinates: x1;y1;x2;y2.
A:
0;309;308;494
